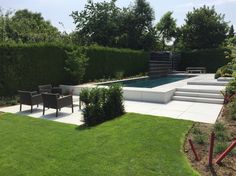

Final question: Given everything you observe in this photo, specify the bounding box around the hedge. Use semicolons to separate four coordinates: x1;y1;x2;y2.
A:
0;44;148;96
0;44;68;96
84;46;148;81
178;48;231;73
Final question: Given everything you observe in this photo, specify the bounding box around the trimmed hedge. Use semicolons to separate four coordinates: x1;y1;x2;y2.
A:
80;84;125;126
178;48;231;73
0;44;68;96
84;46;148;81
0;44;148;96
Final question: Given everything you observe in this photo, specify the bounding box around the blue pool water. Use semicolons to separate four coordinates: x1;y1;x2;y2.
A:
101;75;194;88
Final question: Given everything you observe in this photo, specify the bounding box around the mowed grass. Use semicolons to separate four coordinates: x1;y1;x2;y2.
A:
0;113;198;176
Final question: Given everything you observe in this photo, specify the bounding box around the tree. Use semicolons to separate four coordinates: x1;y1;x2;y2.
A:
71;0;121;47
0;8;13;43
228;25;235;38
181;6;229;49
71;0;156;50
5;9;60;43
122;0;156;50
65;48;89;84
156;11;177;50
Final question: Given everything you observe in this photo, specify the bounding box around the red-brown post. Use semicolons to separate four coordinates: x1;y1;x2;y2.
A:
208;132;215;166
188;139;200;161
216;141;236;164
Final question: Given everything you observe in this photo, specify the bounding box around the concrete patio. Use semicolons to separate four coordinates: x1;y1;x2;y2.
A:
0;74;226;125
0;99;223;125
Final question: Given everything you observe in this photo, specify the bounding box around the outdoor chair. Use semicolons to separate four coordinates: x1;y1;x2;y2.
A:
38;84;62;95
42;93;74;117
18;90;42;113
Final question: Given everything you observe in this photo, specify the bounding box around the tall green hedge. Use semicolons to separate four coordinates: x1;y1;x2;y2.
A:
0;44;148;96
84;46;148;81
178;48;231;73
0;44;68;96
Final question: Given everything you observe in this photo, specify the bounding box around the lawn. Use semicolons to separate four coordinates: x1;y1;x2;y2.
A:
0;113;198;176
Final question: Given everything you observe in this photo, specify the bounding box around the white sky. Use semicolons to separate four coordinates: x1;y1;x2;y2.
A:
0;0;236;32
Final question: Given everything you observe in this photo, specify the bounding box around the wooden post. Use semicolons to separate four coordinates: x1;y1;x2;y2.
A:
208;132;215;166
188;139;200;161
216;141;236;164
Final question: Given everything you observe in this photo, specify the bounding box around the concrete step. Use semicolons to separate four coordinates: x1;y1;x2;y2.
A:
187;81;228;86
175;91;223;99
217;77;234;82
176;87;222;94
172;96;224;104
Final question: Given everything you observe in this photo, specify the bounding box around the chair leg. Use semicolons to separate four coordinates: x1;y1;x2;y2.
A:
31;105;33;113
20;104;22;111
79;100;81;110
37;104;39;108
43;106;45;115
72;104;74;113
56;109;58;117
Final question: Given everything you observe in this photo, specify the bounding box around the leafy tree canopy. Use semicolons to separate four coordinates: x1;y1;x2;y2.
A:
181;6;229;49
0;9;61;43
156;11;177;50
228;25;235;38
71;0;156;50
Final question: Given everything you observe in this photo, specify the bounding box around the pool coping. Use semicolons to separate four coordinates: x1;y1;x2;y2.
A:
60;73;203;103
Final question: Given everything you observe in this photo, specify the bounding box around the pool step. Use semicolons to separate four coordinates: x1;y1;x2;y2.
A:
217;77;234;82
176;87;222;94
173;96;224;104
173;87;224;104
175;91;223;99
187;81;228;86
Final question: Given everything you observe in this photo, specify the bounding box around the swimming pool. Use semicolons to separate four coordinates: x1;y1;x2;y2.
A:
100;75;194;88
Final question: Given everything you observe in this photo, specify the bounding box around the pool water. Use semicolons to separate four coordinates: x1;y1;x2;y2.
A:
101;75;194;88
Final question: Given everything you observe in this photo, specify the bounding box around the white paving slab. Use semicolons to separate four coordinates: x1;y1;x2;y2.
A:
0;104;84;126
0;100;223;125
125;100;223;124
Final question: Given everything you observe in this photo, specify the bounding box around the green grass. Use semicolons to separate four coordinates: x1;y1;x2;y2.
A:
0;113;198;176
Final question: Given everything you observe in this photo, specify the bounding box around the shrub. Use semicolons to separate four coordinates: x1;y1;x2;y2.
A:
214;122;226;132
227;97;236;120
103;84;124;119
215;69;222;79
215;64;233;78
214;122;229;142
192;126;202;135
80;84;125;126
215;131;229;142
65;47;89;85
225;79;236;96
214;142;228;154
193;133;206;145
0;96;18;107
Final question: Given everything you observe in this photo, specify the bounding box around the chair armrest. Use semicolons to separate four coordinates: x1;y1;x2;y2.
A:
32;94;42;104
58;95;73;108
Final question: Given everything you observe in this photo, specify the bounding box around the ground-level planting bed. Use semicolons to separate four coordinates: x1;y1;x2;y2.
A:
0;113;198;176
185;110;236;176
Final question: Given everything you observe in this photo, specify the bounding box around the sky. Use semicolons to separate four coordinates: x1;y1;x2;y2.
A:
0;0;236;32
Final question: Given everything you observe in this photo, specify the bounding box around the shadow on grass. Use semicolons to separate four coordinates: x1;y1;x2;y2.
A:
75;124;91;131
